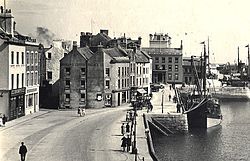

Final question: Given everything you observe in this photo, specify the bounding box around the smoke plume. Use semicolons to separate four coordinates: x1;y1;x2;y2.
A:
35;27;55;47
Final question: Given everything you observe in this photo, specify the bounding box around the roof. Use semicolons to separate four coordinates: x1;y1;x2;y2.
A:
90;33;111;46
103;47;130;63
77;47;93;60
135;50;150;63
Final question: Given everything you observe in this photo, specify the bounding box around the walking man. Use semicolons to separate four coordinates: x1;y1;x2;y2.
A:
2;114;7;126
19;142;27;161
127;135;132;152
169;94;171;101
121;123;125;135
176;103;181;113
126;123;130;133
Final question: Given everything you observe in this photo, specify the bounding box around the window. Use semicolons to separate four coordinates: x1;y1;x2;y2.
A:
118;67;120;77
175;73;179;80
65;68;70;74
118;79;120;89
81;94;85;102
168;57;172;63
11;51;14;64
105;80;110;89
175;57;179;63
105;68;110;77
16;52;19;64
122;79;124;88
168;73;172;80
155;65;159;70
65;80;70;88
175;65;179;72
162;57;165;63
127;78;129;87
168;65;172;71
81;68;86;75
34;52;38;64
21;52;24;64
155;57;159;63
127;67;129;75
162;65;165;70
81;80;85;88
143;68;145;74
65;94;70;102
34;72;37;85
27;73;29;86
47;71;52;79
22;73;24;87
11;74;14;89
34;93;38;106
122;67;124;77
31;52;34;64
17;74;19;88
47;52;51;59
31;73;33;86
26;52;29;64
28;94;33;106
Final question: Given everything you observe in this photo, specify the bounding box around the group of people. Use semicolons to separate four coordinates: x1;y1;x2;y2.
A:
121;110;135;152
0;114;7;127
77;107;86;117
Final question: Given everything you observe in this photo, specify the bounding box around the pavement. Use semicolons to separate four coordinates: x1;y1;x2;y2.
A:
0;84;178;161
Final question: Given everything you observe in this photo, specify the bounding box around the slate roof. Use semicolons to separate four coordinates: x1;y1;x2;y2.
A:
125;49;150;63
103;47;130;63
77;47;93;60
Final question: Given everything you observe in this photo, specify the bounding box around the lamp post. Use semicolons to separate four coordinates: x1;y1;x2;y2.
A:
161;90;164;113
132;100;138;159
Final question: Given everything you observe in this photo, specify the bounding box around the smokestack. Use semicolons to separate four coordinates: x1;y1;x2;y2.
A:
73;41;77;50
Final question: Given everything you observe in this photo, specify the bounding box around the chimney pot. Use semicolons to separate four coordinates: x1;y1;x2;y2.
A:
73;41;77;50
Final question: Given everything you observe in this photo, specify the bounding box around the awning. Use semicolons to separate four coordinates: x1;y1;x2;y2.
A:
137;88;147;94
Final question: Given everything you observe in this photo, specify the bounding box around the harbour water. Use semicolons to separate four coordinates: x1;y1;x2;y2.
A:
152;101;250;161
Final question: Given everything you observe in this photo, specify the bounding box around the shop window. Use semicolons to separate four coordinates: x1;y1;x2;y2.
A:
175;73;179;80
28;94;33;106
65;94;70;102
168;73;172;80
122;92;126;103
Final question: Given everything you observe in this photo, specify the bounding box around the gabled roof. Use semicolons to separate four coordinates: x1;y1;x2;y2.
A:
103;47;130;63
77;47;93;60
90;33;111;46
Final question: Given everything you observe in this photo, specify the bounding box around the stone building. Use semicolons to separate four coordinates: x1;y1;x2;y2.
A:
142;33;183;85
59;42;93;109
0;7;43;120
182;56;201;85
40;40;71;108
87;46;130;108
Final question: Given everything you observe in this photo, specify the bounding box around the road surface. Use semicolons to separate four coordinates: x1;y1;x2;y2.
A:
0;107;131;161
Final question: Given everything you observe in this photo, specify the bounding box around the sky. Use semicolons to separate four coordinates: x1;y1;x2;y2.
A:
3;0;250;64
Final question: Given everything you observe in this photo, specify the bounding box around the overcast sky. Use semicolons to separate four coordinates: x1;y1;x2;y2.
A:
3;0;250;63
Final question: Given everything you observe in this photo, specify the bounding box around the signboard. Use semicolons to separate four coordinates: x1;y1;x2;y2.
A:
11;88;25;97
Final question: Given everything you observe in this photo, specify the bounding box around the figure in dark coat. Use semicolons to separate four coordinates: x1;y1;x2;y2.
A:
126;123;130;133
121;136;127;152
19;142;27;161
121;123;125;135
2;114;7;126
127;135;132;152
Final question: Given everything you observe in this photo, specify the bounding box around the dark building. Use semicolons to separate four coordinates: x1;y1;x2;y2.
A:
59;41;93;109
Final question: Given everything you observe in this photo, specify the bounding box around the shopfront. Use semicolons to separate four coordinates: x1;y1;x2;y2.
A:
9;88;25;120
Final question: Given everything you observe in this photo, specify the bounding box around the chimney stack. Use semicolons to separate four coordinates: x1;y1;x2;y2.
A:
73;41;77;50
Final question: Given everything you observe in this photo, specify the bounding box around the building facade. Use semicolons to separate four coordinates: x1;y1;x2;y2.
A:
182;56;201;85
87;46;130;108
59;42;93;109
142;33;183;85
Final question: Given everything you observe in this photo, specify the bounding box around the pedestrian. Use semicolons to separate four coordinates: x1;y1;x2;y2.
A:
19;142;27;161
2;114;7;126
121;135;127;152
169;94;171;101
126;123;130;133
121;123;125;135
129;110;133;121
78;107;81;116
176;103;181;113
169;85;172;90
127;135;132;152
82;108;86;116
126;112;129;122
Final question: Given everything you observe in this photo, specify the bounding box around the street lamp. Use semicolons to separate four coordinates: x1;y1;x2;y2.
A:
132;101;138;157
161;90;164;113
